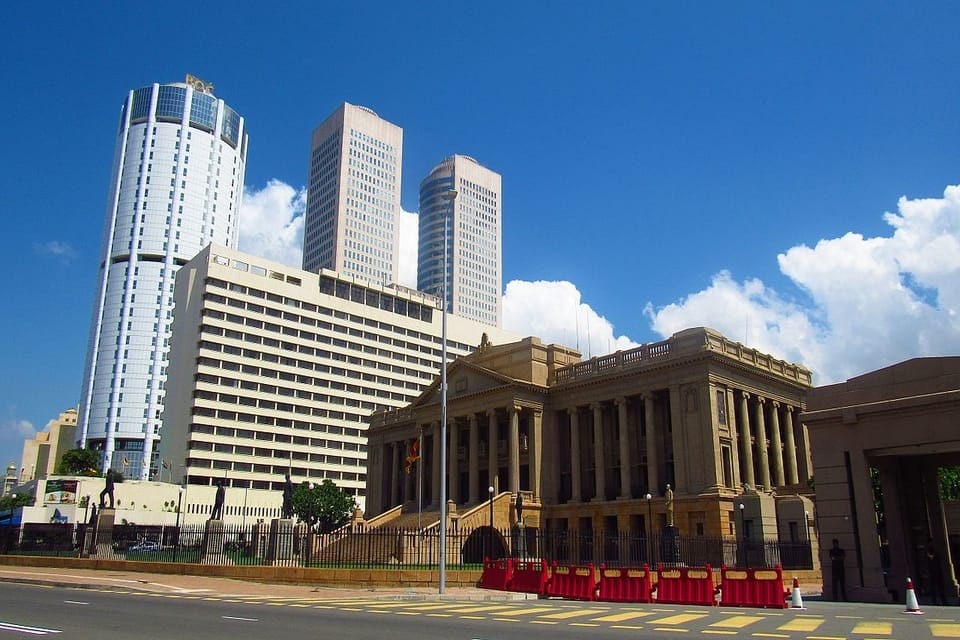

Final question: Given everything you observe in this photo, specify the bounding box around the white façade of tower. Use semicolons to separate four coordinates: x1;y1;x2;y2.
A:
77;76;248;480
418;154;502;327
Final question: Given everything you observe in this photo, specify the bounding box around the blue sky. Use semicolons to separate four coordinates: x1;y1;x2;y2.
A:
3;2;960;470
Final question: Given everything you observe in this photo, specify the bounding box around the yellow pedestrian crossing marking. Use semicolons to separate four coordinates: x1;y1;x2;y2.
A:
428;604;517;613
852;621;892;634
653;612;708;625
592;611;655;622
778;617;824;632
931;623;960;638
488;606;553;617
709;615;762;628
539;608;607;620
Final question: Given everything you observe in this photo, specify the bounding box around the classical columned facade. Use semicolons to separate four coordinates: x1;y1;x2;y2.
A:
366;329;814;542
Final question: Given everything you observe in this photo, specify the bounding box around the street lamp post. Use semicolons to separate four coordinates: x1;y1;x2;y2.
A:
439;188;458;595
176;487;184;528
645;493;653;565
488;485;495;562
738;502;746;567
804;510;811;567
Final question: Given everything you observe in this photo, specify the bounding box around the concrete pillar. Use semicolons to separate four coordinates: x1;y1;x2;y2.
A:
783;405;799;485
468;414;479;503
449;417;459;505
431;421;440;508
770;401;785;487
739;392;756;489
644;394;658;495
487;410;498;493
530;409;542;501
509;406;520;494
592;403;605;501
569;408;581;502
616;397;632;499
755;398;771;491
390;441;400;508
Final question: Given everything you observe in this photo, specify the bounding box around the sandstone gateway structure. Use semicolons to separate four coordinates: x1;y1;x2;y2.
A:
365;327;817;565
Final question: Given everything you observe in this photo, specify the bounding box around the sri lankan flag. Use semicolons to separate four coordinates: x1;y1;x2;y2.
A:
404;440;420;474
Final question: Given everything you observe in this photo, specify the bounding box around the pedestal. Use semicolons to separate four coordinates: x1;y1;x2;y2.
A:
89;509;116;557
512;521;528;559
202;519;231;564
661;525;681;566
267;518;295;564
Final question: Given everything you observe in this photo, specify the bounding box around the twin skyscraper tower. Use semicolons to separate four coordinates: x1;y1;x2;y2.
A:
78;78;503;482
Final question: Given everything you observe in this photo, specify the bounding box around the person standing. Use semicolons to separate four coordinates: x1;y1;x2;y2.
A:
926;539;948;605
829;538;847;601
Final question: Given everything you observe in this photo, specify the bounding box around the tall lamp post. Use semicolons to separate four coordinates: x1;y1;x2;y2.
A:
488;485;495;561
645;493;653;565
738;502;746;567
439;188;458;595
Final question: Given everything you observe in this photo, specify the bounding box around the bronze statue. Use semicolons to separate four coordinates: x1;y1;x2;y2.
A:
281;473;294;519
210;480;225;520
515;492;524;524
99;470;115;509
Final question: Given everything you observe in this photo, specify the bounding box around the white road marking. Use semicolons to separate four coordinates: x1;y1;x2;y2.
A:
0;621;63;635
222;616;258;622
63;600;88;605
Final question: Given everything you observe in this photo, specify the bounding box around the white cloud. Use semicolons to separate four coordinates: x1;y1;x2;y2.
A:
238;180;306;268
645;185;960;384
33;240;77;263
397;208;419;288
503;280;640;357
2;418;36;439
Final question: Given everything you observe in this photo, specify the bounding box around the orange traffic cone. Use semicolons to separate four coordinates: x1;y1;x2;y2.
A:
789;577;805;609
903;577;923;614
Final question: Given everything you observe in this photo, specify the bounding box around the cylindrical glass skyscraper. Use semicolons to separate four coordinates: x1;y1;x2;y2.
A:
78;77;247;479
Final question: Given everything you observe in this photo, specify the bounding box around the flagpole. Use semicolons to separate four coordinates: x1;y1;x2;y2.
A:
417;427;422;531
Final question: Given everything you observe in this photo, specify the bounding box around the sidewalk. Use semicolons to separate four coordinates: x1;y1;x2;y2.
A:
0;564;531;601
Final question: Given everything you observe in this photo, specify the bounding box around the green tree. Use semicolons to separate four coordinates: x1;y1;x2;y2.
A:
0;493;34;509
55;448;102;476
939;466;960;500
290;479;356;533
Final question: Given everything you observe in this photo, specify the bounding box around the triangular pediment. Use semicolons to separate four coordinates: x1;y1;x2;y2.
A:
411;359;519;408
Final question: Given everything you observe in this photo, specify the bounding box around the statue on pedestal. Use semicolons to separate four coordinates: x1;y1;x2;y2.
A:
210;479;225;520
99;470;115;509
281;473;294;519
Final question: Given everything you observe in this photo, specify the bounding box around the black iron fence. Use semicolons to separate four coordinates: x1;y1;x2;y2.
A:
0;523;813;571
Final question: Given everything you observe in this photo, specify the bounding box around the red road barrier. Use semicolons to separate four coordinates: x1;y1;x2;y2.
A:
655;564;717;606
719;565;787;609
478;557;512;591
596;564;654;603
544;562;597;601
509;559;548;595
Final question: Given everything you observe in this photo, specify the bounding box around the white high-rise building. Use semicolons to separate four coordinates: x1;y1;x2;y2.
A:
418;155;502;327
159;245;519;506
78;75;248;480
302;103;403;285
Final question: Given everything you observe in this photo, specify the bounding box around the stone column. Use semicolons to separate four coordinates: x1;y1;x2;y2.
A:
644;394;658;495
726;388;742;489
592;403;605;501
569;408;581;502
769;401;785;488
431;421;441;508
754;398;771;491
739;392;756;489
616;397;632;499
783;406;799;485
390;441;400;508
530;409;543;501
487;410;498;493
449;417;459;505
469;414;479;503
509;406;520;494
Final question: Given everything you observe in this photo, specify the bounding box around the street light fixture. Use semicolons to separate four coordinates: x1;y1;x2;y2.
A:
439;188;458;595
488;485;495;561
645;493;653;564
